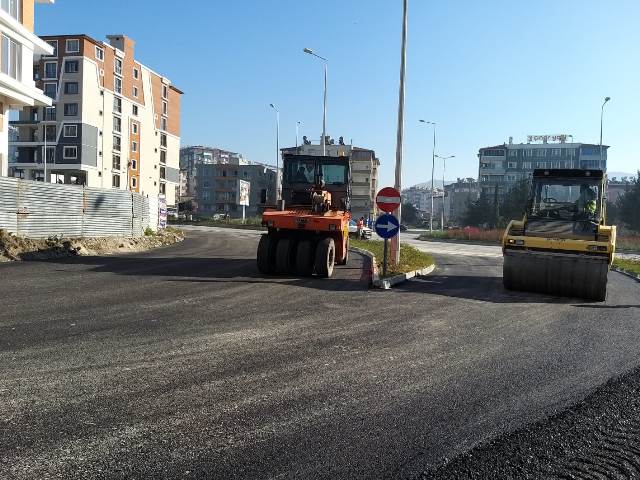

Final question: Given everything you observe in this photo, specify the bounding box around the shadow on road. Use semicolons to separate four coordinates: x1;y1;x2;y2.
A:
573;304;640;309
396;274;590;305
45;254;370;293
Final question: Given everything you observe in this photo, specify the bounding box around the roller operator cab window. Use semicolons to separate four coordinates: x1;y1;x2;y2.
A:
320;163;348;185
285;159;316;184
529;178;601;221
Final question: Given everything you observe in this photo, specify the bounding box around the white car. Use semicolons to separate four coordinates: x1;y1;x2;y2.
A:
348;220;372;239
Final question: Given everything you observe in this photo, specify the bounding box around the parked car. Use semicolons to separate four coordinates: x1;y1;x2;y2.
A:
348;220;373;239
400;224;408;232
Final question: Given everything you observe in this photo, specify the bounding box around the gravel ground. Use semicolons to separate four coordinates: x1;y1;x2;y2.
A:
421;364;640;479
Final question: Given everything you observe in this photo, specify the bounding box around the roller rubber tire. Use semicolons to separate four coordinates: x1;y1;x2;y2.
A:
257;234;276;274
337;238;349;266
275;237;296;275
315;237;336;278
296;240;314;276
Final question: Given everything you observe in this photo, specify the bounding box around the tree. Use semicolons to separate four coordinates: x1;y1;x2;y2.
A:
499;179;530;225
464;192;498;228
616;171;640;231
401;202;420;226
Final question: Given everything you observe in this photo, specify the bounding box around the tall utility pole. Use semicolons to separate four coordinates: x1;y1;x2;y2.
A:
436;154;454;230
419;120;436;232
303;48;328;156
270;103;280;200
600;96;610;168
296;121;302;148
390;0;408;266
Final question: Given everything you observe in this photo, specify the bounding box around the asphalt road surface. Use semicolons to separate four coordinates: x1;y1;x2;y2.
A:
1;227;639;479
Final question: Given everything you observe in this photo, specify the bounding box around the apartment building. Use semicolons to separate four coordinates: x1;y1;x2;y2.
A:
195;162;277;218
280;140;380;221
478;136;608;201
444;178;478;225
0;0;54;177
9;33;183;206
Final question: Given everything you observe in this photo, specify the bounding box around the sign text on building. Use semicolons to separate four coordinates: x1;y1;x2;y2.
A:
527;134;571;143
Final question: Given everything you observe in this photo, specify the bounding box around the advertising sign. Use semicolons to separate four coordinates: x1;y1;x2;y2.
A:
238;180;250;207
158;196;167;229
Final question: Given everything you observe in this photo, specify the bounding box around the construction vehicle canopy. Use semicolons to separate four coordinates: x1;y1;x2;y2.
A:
502;169;616;301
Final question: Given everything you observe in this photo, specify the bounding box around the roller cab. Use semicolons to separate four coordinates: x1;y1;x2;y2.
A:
502;169;616;301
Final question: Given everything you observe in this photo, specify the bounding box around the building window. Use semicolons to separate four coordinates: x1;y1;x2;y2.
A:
131;141;138;153
133;67;139;79
112;154;120;170
44;125;56;142
565;148;575;157
160;133;167;147
159;182;166;195
64;82;79;95
507;161;517;169
112;174;120;188
131;159;137;170
113;135;121;152
551;148;562;156
64;125;77;137
95;46;104;61
162;84;168;99
506;175;517;182
162;101;168;115
536;149;547;157
46;40;58;57
524;149;533;157
43;61;57;79
1;35;21;80
160;166;166;180
113;116;121;133
64;103;78;116
132;86;138;98
508;150;518;157
160;150;166;164
113;96;122;113
522;161;532;169
43;82;57;99
114;58;122;75
66;39;80;53
131;177;137;189
63;146;78;159
160;117;167;131
132;104;138;116
114;77;122;94
44;106;56;121
131;123;138;135
536;161;547;168
64;60;79;73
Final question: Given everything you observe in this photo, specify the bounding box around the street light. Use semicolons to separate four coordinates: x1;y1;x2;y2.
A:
269;103;280;201
436;154;455;230
303;47;328;156
296;121;302;148
419;120;436;232
600;96;611;167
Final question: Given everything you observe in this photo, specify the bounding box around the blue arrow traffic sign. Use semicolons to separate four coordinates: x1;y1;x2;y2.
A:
374;213;400;239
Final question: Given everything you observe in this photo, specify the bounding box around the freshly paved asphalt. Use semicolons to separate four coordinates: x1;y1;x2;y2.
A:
1;227;639;479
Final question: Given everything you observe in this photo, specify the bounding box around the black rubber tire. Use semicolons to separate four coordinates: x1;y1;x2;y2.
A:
337;238;349;266
275;237;296;274
315;237;336;278
296;239;314;276
257;234;276;274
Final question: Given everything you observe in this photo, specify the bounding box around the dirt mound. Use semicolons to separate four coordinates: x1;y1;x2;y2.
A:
0;228;184;262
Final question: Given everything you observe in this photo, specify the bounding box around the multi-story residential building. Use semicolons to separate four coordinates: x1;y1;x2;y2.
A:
9;33;183;206
179;146;247;202
444;178;478;225
478;136;608;201
195;162;277;218
402;185;444;215
280;140;380;221
0;0;54;177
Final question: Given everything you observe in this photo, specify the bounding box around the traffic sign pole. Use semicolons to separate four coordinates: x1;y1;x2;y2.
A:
383;239;388;277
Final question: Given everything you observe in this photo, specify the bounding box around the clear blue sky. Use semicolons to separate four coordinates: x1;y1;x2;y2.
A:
37;0;639;186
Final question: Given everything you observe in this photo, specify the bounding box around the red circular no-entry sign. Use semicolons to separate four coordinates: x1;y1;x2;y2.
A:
375;187;401;213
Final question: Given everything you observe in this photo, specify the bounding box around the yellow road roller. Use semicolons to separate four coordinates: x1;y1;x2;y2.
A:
502;169;616;301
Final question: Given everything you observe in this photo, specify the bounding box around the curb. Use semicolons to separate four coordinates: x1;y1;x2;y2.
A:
349;246;435;290
612;267;640;283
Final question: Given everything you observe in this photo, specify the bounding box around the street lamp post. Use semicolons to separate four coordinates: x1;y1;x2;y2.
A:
600;96;611;167
303;47;327;157
296;121;302;148
436;154;455;230
269;103;280;201
419;120;436;232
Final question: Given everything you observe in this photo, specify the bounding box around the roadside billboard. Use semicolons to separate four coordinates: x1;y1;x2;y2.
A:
238;180;250;206
158;196;167;229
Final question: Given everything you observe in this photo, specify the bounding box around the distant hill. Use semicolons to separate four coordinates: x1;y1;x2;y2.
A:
407;180;457;190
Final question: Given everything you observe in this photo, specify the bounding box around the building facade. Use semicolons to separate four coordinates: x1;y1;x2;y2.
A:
9;33;183;206
195;162;277;218
0;0;54;177
280;141;380;221
478;137;608;201
444;178;478;225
